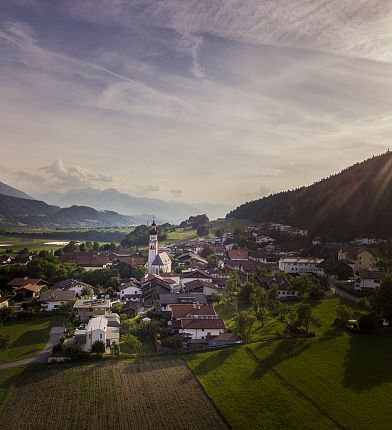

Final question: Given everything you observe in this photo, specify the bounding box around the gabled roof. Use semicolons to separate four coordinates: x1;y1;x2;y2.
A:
159;293;207;305
40;289;75;302
8;278;45;287
227;250;249;260
181;269;212;279
152;252;171;266
175;318;225;330
171;303;216;319
14;283;43;293
53;279;93;290
359;269;386;280
183;279;216;292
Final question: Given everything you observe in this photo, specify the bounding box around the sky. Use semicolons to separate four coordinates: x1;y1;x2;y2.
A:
1;0;392;206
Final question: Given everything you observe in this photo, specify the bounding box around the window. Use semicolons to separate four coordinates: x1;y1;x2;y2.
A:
202;329;205;332
100;334;103;339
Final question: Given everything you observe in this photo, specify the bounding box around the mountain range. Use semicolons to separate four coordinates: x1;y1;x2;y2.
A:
0;193;149;228
0;181;33;200
227;152;392;240
35;188;231;222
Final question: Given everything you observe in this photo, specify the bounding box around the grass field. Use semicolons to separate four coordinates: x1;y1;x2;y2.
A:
187;298;392;429
0;315;64;364
0;235;66;254
0;360;228;430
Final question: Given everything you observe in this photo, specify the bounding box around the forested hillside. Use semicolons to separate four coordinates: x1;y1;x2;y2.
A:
227;152;392;239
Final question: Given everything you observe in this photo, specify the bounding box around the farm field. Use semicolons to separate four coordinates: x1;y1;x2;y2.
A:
0;235;66;254
187;298;392;429
0;315;64;364
0;359;228;430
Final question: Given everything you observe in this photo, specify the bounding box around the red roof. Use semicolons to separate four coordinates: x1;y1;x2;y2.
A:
171;304;216;319
227;250;249;260
183;279;214;292
8;278;43;287
177;319;226;330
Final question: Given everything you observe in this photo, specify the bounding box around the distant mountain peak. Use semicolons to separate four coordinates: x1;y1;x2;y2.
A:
0;181;33;200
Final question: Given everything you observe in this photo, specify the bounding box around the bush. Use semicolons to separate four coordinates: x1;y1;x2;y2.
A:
309;286;325;300
92;340;106;353
358;312;380;333
161;334;184;349
62;343;85;360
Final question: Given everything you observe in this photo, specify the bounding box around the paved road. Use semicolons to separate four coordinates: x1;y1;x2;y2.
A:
0;327;63;370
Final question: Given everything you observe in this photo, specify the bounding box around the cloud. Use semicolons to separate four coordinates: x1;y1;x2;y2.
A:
170;189;183;197
17;159;114;190
176;31;205;79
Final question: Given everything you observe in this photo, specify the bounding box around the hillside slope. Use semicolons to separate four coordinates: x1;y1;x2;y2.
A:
227;152;392;239
0;194;140;228
0;182;33;200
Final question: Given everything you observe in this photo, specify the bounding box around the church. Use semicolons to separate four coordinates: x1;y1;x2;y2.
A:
147;219;172;275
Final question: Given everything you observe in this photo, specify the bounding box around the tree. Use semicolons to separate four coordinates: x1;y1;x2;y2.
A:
200;244;215;258
335;304;352;327
236;311;256;342
224;274;241;313
197;224;209;237
92;340;106;353
111;341;120;357
0;307;14;323
121;333;142;353
358;312;380;332
81;286;93;297
207;254;219;269
0;334;9;351
373;276;392;324
240;282;255;304
296;303;321;332
249;286;266;314
266;284;278;309
131;266;147;280
112;302;123;314
215;228;225;238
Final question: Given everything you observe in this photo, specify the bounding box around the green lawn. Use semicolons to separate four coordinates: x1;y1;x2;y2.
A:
165;228;198;242
0;315;64;364
187;298;392;429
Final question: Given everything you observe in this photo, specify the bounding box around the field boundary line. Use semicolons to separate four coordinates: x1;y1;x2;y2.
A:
183;359;231;429
245;347;346;430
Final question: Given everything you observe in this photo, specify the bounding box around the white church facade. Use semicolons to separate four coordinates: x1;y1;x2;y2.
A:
147;220;172;275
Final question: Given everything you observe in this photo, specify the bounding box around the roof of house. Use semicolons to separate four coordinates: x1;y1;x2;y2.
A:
8;278;44;287
227;250;249;260
177;252;208;264
159;293;207;305
53;279;93;290
86;316;107;332
257;275;294;290
183;279;216;292
181;269;212;279
73;298;111;309
175;318;226;330
171;303;216;319
152;252;171;267
40;289;75;302
359;269;386;280
14;283;43;293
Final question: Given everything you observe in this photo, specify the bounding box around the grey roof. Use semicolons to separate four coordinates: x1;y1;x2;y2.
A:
53;279;93;290
40;289;75;302
152;252;171;266
159;293;207;305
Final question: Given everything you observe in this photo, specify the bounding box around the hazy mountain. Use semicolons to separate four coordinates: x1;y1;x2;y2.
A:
0;181;33;200
227;152;392;240
0;194;148;228
36;188;231;222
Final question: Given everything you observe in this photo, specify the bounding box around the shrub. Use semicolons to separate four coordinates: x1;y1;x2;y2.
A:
62;343;85;360
358;312;380;333
92;340;106;353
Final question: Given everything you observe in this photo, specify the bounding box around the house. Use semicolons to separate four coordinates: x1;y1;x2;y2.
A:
182;279;220;296
59;252;109;270
141;278;172;306
121;300;140;317
170;303;217;320
358;270;386;291
73;298;111;321
227;249;249;260
172;318;226;340
8;277;47;289
118;281;142;301
53;279;93;297
355;248;381;271
181;269;213;287
256;275;299;300
40;289;75;311
318;260;354;280
208;332;240;347
74;315;120;353
159;293;207;312
12;283;45;300
177;252;208;266
278;258;324;276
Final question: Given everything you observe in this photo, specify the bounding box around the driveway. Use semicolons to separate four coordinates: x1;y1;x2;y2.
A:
0;327;64;370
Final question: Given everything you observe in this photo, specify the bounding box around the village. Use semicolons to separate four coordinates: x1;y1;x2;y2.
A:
0;217;389;362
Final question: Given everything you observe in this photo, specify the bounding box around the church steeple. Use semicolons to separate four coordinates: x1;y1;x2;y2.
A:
148;218;159;274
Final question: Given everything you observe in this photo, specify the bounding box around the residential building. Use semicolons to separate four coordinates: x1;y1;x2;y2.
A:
278;258;324;276
358;270;386;291
355;248;381;271
53;279;93;296
159;293;207;312
40;289;75;311
73;298;111;321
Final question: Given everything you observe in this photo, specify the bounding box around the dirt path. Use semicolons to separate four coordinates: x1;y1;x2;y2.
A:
0;327;63;370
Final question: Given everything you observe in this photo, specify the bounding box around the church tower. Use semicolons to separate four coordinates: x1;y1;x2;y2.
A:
148;219;158;274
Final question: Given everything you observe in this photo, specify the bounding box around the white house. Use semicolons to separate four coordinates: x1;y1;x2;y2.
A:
147;220;171;274
53;279;93;297
278;258;324;276
74;315;120;353
118;282;142;301
40;289;75;311
358;270;386;291
172;318;226;340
